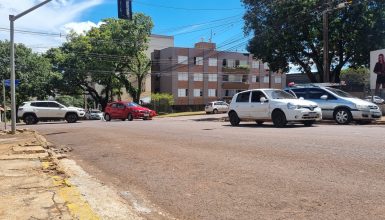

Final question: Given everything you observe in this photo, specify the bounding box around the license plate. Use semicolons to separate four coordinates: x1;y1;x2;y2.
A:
308;112;317;117
144;114;149;117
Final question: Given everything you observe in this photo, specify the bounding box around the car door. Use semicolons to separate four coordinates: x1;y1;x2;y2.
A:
307;88;337;119
116;103;126;118
46;102;66;118
109;103;118;118
234;91;251;118
32;102;49;118
250;91;269;119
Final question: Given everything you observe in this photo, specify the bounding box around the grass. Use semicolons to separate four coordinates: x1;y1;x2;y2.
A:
157;111;206;118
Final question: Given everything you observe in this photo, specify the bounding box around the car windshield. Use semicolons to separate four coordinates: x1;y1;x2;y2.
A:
265;90;296;99
127;102;140;107
325;87;355;98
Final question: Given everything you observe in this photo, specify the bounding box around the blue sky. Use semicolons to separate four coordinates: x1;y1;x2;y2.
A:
87;0;248;51
0;0;248;52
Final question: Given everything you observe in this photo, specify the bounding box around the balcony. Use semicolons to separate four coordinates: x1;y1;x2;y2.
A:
222;66;250;74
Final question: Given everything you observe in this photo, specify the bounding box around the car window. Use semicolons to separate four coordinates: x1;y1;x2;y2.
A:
308;88;336;99
291;88;307;99
111;103;117;108
265;90;296;99
236;92;250;103
33;102;48;107
325;87;355;98
47;102;61;108
251;91;265;102
117;103;125;109
127;102;139;107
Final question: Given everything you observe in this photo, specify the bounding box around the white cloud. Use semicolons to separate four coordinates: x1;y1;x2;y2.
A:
62;21;104;35
0;0;104;52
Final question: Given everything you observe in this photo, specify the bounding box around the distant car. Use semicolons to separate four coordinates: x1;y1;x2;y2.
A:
104;101;156;121
205;101;229;114
17;101;85;125
364;96;384;104
228;89;322;127
85;109;104;120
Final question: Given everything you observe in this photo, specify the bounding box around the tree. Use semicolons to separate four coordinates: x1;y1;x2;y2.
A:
243;0;385;83
0;40;59;106
340;67;369;91
46;13;153;110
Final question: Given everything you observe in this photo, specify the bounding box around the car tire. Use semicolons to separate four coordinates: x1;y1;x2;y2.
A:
23;114;37;125
104;113;111;121
272;110;287;128
127;114;133;121
65;113;78;123
121;118;126;121
255;121;264;125
229;111;240;126
303;120;315;127
213;109;218;114
333;108;352;125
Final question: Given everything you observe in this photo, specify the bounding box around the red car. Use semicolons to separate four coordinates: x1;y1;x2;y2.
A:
104;101;156;121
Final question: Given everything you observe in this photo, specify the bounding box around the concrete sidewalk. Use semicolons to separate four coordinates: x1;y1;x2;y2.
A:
0;129;142;220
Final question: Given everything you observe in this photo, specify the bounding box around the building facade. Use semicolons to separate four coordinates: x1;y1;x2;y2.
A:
151;42;286;107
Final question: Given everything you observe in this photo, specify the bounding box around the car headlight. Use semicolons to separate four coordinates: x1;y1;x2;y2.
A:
287;103;298;109
355;104;369;110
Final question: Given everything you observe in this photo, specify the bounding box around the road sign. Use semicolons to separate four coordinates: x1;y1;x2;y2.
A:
4;79;20;87
118;0;132;20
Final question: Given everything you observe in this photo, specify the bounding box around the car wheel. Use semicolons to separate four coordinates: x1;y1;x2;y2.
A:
272;110;287;128
229;111;240;126
333;108;352;125
24;114;37;125
127;114;133;121
213;109;218;114
65;113;78;123
104;113;111;121
303;120;315;127
255;121;264;125
121;118;126;121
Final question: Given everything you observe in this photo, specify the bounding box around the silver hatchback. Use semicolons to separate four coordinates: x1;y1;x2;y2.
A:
205;101;229;114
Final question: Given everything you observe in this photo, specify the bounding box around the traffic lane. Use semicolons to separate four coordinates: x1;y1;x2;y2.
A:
23;119;385;220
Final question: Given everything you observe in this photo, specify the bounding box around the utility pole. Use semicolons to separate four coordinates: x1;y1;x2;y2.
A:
322;0;331;83
2;80;6;130
9;0;52;134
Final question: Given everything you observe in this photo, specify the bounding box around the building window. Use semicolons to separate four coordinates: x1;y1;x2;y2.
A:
275;76;282;84
208;89;217;97
242;75;248;83
225;89;236;97
264;62;269;70
240;60;248;67
194;57;203;65
252;61;259;69
193;89;202;97
178;89;188;97
208;74;217;82
178;72;188;81
227;59;235;68
222;75;229;82
178;56;188;64
251;76;260;83
263;76;269;83
208;58;217;67
193;73;203;81
229;75;242;82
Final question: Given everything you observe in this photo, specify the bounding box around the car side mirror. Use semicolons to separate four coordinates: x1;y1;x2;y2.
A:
320;95;328;100
260;97;268;103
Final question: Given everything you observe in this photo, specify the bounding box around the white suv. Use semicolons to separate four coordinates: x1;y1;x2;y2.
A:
205;101;229;114
18;101;85;125
228;89;322;127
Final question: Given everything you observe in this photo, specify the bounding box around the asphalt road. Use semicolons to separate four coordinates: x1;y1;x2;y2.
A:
21;115;385;219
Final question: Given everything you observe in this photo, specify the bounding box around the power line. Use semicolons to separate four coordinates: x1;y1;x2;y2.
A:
135;0;243;11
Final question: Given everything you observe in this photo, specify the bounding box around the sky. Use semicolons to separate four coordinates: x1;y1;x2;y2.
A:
0;0;248;53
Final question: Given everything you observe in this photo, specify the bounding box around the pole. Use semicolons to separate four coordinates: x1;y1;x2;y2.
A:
9;17;16;134
322;9;330;83
2;80;6;130
9;0;53;134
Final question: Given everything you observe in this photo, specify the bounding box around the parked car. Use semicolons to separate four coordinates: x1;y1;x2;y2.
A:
364;96;384;104
228;89;322;127
285;86;382;124
205;101;229;114
85;109;104;120
104;101;156;121
18;101;85;125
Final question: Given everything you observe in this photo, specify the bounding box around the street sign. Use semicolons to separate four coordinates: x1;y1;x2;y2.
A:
118;0;132;20
4;79;20;87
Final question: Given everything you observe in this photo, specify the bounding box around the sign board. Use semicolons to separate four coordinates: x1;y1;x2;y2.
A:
4;79;20;87
118;0;132;20
370;49;385;90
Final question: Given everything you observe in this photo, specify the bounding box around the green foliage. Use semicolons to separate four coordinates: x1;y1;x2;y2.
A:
151;93;174;113
46;13;153;110
55;95;84;107
0;40;58;106
243;0;385;83
340;67;369;89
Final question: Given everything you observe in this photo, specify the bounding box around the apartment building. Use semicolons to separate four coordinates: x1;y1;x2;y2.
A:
151;41;286;107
